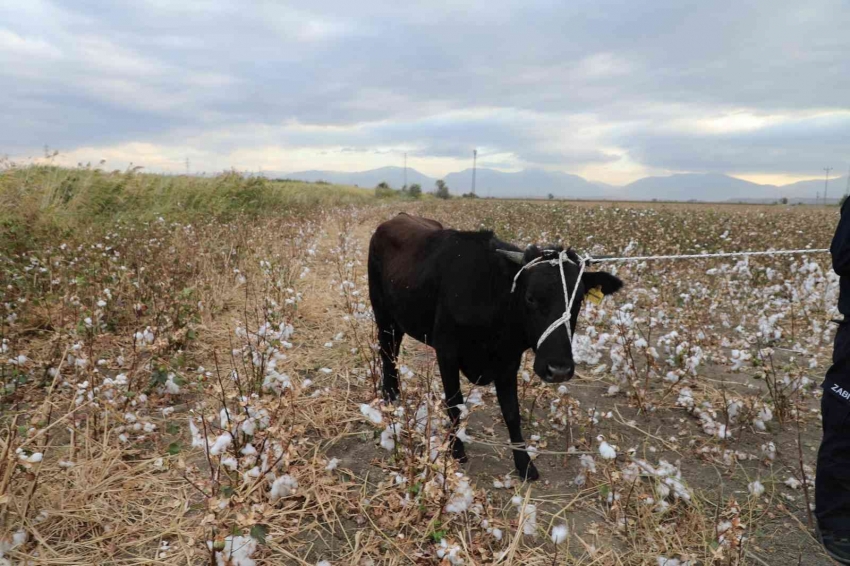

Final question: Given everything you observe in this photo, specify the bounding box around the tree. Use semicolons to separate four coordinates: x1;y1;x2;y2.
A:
408;183;422;199
435;179;450;199
780;197;789;205
375;181;395;199
547;193;554;200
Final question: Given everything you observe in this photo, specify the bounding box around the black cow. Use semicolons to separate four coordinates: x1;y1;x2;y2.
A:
367;213;623;479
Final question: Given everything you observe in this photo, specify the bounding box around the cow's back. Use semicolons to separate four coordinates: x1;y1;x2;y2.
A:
368;213;445;342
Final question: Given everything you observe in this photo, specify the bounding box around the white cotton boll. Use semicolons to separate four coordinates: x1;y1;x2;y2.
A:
240;418;256;436
221;456;238;471
164;374;181;394
491;528;503;540
319;367;332;374
209;535;257;566
657;558;681;566
445;477;474;513
22;452;43;464
664;371;680;383
579;454;597;473
607;384;620;396
58;459;75;468
241;443;257;456
511;495;523;507
380;426;397;451
0;529;27;558
118;433;129;443
761;442;777;461
598;441;617;460
676;388;694;408
317;561;332;566
360;404;383;425
550;523;569;544
785;477;801;489
326;458;339;471
270;474;298;500
748;480;765;497
209;433;232;456
190;418;206;449
715;424;731;439
521;504;537;536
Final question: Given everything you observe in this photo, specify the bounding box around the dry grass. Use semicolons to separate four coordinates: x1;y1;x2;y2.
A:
0;169;842;564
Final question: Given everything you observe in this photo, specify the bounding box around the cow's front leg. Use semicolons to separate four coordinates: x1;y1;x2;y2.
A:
495;374;539;481
436;348;468;462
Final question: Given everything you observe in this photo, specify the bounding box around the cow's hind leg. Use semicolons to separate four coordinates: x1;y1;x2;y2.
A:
377;323;403;401
436;347;468;462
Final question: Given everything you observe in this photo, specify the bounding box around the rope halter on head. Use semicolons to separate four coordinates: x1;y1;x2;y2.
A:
502;248;589;349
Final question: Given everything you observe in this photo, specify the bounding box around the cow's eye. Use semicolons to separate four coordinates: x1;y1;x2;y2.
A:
525;295;538;306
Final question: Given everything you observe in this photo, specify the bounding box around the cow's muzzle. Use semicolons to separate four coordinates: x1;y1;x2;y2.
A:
541;362;575;383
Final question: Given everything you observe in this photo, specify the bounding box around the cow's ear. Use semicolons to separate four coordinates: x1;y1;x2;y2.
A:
522;245;541;264
582;271;623;295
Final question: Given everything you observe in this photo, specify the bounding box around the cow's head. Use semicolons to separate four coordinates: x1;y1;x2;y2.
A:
499;246;623;383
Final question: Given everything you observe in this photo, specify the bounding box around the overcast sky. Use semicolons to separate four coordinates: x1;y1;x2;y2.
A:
1;0;848;185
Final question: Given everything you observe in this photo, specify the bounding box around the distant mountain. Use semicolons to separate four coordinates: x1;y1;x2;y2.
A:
271;166;849;203
443;168;604;198
622;173;778;202
274;166;434;188
774;176;847;199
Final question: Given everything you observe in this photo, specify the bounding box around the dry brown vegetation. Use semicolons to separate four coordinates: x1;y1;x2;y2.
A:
0;166;842;565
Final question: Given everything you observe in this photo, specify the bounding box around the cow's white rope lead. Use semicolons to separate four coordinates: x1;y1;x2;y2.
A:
586;248;829;264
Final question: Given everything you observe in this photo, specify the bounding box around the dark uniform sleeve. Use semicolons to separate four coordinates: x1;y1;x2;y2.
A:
832;198;850;276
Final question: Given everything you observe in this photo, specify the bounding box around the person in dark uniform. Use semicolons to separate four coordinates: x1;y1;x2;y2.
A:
818;196;850;563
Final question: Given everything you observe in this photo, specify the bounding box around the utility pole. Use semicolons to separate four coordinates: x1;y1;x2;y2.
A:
404;153;407;189
825;167;833;204
185;157;190;176
471;149;477;196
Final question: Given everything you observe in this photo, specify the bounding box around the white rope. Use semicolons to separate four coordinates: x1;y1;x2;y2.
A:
511;246;830;349
586;248;829;264
508;249;586;349
535;251;586;349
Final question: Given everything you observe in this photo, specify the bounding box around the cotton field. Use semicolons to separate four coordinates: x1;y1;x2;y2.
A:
0;192;841;564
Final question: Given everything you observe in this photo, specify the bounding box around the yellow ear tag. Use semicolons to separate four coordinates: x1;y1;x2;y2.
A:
586;286;604;305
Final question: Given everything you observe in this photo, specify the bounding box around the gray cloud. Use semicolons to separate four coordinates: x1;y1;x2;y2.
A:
1;0;848;179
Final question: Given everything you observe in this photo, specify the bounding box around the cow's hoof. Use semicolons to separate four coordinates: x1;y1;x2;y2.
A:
382;388;399;403
451;443;468;463
519;464;540;481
